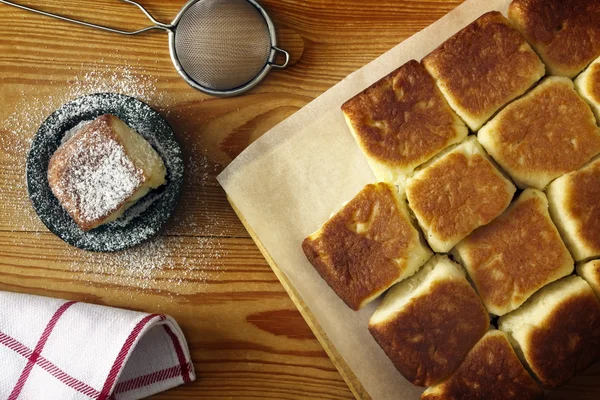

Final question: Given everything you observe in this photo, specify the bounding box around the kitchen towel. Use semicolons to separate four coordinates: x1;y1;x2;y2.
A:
0;291;195;400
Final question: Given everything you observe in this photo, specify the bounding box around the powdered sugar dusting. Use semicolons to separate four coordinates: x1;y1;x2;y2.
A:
0;65;173;232
1;64;227;294
54;123;143;223
110;193;162;228
68;235;224;296
61;120;92;144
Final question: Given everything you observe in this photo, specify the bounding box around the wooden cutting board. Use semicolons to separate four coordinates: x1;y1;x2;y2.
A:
229;199;371;399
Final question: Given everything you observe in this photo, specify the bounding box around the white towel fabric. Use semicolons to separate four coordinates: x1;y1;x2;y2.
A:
0;291;195;400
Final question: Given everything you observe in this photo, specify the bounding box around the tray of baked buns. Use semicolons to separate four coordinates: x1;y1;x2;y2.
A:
218;0;600;398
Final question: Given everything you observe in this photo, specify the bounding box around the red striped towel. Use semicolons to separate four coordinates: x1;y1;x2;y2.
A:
0;292;195;400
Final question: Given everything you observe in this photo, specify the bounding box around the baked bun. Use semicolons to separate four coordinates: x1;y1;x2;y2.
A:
508;0;600;78
577;260;600;299
48;114;167;231
421;330;543;400
342;60;468;184
369;255;489;387
575;56;600;123
302;183;432;311
406;137;516;253
547;156;600;261
422;11;544;131
453;189;573;316
499;275;600;389
478;77;600;189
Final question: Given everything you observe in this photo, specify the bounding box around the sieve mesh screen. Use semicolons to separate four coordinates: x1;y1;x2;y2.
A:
174;0;272;91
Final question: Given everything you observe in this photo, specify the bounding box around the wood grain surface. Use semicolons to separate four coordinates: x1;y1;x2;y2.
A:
0;1;598;399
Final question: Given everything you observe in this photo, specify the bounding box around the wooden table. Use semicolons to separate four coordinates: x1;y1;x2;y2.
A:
1;1;598;399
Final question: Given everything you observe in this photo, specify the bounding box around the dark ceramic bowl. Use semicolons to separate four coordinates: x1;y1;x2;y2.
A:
26;93;184;252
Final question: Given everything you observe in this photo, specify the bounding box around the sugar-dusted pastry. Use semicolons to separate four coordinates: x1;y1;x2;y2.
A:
369;255;489;387
499;276;600;389
575;56;600;123
302;183;432;311
577;260;600;299
422;11;544;131
48;115;167;231
421;330;543;400
478;77;600;189
405;137;516;253
341;60;468;184
453;189;573;316
508;0;600;78
547;156;600;261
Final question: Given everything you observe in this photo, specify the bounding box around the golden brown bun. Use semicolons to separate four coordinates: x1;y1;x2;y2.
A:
48;115;166;231
499;276;600;389
575;56;600;123
406;137;516;253
577;260;600;299
422;11;544;131
341;60;468;184
454;189;573;316
508;0;600;78
369;255;489;387
547;156;600;261
478;77;600;189
421;330;543;400
302;183;432;311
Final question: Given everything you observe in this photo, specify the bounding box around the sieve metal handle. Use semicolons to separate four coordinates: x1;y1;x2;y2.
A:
269;46;289;69
0;0;173;35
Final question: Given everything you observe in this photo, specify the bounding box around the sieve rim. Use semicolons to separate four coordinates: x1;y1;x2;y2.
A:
168;0;280;97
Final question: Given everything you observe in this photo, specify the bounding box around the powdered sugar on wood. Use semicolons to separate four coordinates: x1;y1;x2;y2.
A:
0;64;227;294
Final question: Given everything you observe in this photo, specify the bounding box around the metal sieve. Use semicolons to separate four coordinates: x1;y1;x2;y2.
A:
0;0;289;96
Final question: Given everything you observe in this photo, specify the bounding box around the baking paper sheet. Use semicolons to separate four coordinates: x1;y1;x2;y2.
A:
218;1;511;398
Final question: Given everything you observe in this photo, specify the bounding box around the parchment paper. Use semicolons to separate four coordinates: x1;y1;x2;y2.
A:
218;1;511;398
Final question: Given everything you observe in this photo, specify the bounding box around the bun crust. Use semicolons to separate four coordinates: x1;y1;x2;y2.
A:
421;330;543;400
423;11;544;130
369;256;489;387
454;189;573;316
342;60;467;184
48;115;166;231
499;276;600;389
406;138;516;253
547;157;600;261
508;0;600;77
577;260;600;299
575;57;600;124
302;183;432;310
478;77;600;189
